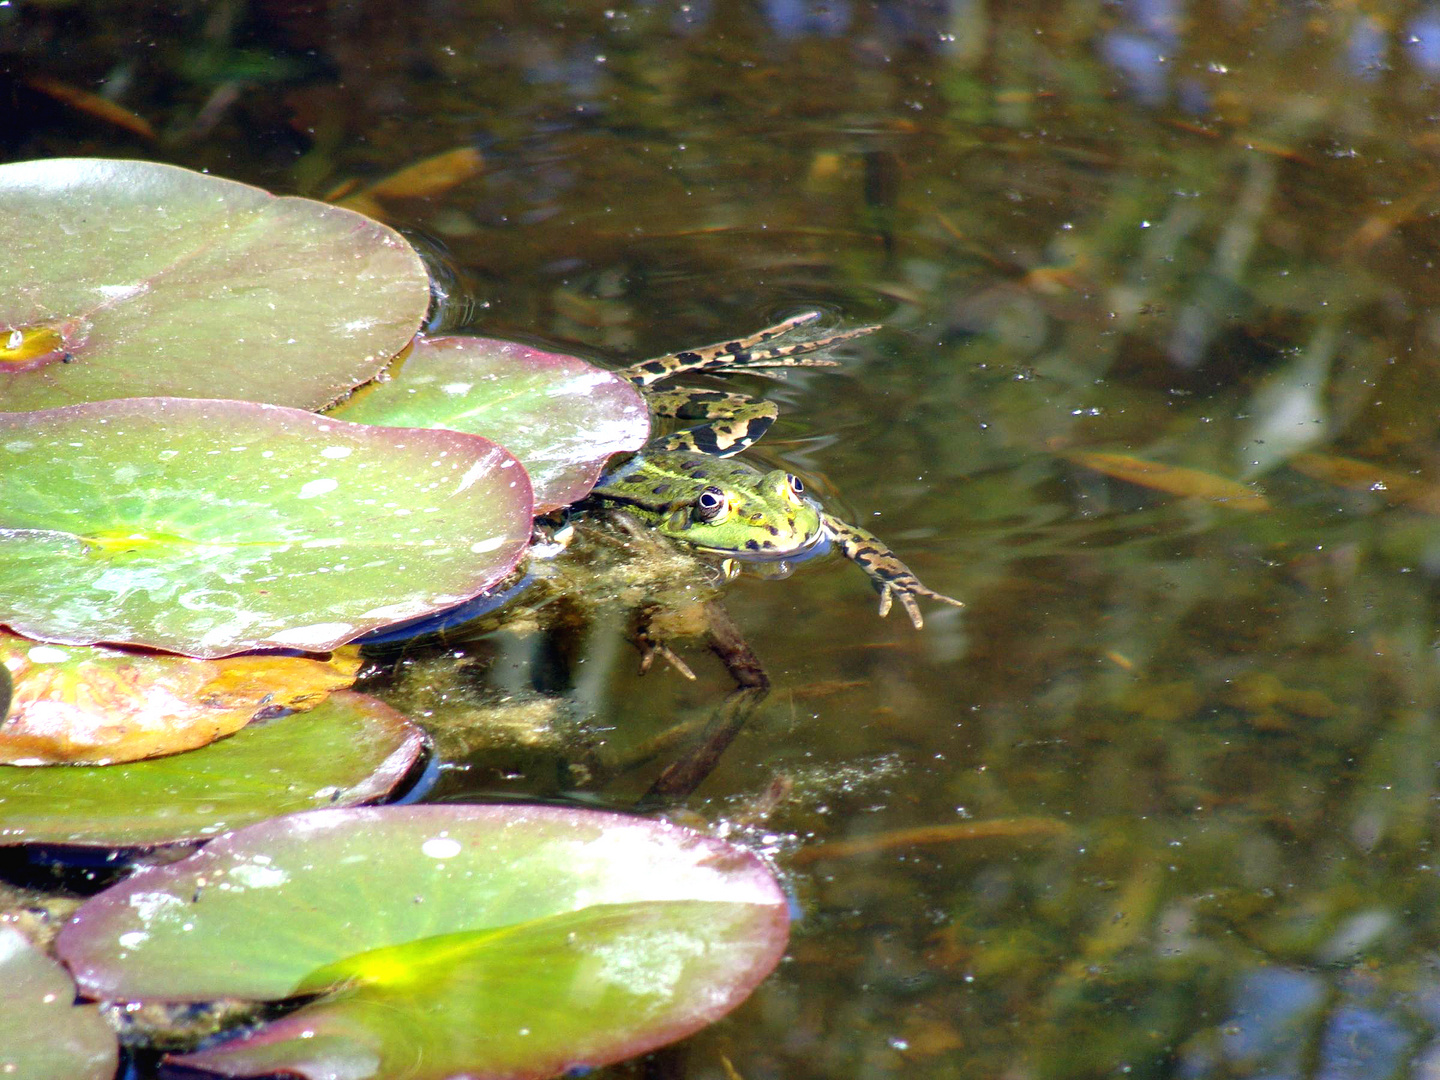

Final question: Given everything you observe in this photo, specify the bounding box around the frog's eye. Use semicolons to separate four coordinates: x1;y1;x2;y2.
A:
786;474;805;496
695;486;728;522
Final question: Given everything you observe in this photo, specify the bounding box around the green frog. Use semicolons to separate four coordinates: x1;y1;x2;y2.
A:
588;312;962;629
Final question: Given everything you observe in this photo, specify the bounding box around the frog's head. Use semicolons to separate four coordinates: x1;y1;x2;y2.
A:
659;467;823;557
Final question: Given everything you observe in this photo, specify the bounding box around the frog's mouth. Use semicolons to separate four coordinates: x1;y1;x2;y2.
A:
690;530;831;564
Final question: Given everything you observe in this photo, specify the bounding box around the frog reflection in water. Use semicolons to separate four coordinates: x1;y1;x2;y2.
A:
587;312;962;628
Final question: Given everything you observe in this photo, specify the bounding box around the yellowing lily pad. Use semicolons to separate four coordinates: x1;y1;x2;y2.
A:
0;157;429;412
0;631;361;764
57;806;790;1080
0;692;425;847
0;398;533;657
330;335;649;512
0;926;117;1080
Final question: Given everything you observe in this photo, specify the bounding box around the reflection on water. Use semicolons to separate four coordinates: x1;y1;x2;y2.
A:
16;0;1440;1076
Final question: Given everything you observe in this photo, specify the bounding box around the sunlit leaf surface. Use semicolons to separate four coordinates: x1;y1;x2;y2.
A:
0;398;533;656
1064;451;1270;510
1289;452;1440;515
57;805;789;1079
0;926;116;1080
0;157;429;412
333;146;486;219
330;335;649;512
22;77;156;140
0;632;361;764
352;147;485;199
0;692;424;847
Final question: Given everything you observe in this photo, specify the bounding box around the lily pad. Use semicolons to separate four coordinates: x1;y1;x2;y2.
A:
0;157;429;412
0;631;362;764
57;805;790;1080
0;397;534;657
0;691;425;847
330;335;649;512
0;926;117;1080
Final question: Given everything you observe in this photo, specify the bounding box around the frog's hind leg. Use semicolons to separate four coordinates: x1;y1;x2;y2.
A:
822;513;963;629
621;311;879;388
643;387;778;456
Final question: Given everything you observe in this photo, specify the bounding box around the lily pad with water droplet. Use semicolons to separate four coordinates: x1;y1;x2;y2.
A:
0;691;425;847
0;631;362;764
0;926;117;1080
330;335;649;512
56;805;789;1080
0;397;533;657
0;157;430;412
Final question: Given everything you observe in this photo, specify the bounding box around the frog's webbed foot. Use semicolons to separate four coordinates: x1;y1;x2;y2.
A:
877;578;966;630
528;511;576;559
822;513;963;629
622;311;880;388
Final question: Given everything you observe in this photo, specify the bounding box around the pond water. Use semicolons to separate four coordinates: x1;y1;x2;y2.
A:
11;1;1440;1077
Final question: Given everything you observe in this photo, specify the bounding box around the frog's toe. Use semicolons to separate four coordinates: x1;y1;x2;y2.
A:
637;639;698;681
898;591;925;629
889;585;963;629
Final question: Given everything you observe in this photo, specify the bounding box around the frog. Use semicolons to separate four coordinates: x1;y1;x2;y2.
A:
363;313;961;802
586;312;963;629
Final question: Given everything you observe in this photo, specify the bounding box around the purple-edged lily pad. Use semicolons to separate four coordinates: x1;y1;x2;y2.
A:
0;926;117;1080
57;805;790;1080
0;158;429;412
330;335;649;512
0;691;425;847
0;398;533;656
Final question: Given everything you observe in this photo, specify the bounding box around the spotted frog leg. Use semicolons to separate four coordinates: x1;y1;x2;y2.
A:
620;311;880;457
821;513;963;629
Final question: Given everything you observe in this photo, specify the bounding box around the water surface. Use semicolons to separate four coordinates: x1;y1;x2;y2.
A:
8;2;1440;1077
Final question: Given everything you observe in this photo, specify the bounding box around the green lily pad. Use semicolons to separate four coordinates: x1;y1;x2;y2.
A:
0;157;430;412
0;926;117;1080
0;397;533;657
57;806;790;1080
0;691;425;847
330;335;649;512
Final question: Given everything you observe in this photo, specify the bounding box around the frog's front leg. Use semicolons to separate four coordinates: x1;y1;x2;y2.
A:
643;387;779;456
821;513;963;629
